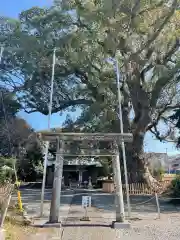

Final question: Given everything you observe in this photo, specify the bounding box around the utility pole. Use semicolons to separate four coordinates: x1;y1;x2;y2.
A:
105;57;131;217
40;48;56;217
115;60;131;218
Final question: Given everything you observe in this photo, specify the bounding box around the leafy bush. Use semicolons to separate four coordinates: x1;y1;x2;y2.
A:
0;157;15;183
167;176;180;205
170;176;180;198
153;167;165;180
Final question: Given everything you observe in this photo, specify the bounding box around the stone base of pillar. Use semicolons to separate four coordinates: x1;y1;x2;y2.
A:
88;176;93;189
0;228;5;240
111;221;131;229
88;183;93;189
80;216;90;221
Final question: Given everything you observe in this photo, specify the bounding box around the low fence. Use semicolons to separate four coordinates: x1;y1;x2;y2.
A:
121;180;171;196
122;183;153;195
103;180;171;195
0;183;14;227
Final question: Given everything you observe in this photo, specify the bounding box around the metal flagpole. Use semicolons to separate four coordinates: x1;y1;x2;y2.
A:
0;46;4;63
115;59;131;218
166;148;171;174
40;48;56;217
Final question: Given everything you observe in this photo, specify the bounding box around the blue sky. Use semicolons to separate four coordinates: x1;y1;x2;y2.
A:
1;0;179;156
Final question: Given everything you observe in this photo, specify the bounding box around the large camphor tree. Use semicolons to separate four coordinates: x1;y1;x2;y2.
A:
0;0;180;184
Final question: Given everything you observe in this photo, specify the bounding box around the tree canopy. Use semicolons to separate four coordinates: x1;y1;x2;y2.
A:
1;0;180;182
0;87;43;181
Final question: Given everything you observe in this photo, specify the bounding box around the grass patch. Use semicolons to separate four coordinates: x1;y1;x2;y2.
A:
4;220;61;240
4;221;37;240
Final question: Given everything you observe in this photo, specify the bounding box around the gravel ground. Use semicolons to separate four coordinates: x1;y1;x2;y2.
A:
11;188;180;239
30;206;180;240
58;204;180;240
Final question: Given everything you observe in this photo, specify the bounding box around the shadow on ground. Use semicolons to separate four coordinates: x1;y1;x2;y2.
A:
71;191;179;214
61;223;111;227
14;188;180;219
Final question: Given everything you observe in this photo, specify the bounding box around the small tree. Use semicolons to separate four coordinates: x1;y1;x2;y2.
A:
17;138;44;181
98;158;111;177
169;176;180;205
0;157;15;183
153;167;165;180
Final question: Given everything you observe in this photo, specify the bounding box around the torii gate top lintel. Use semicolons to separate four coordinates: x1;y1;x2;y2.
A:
37;131;133;143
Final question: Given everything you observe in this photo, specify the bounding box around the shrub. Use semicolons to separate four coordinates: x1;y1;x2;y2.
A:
0;157;15;184
167;176;180;205
153;167;165;180
170;176;180;198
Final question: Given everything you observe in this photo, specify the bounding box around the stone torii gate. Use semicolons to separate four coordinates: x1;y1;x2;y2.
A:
38;131;133;229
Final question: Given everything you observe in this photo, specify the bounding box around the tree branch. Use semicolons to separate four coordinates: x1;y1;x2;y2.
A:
137;0;178;54
150;62;180;108
149;127;170;142
147;101;180;132
24;99;93;115
163;38;180;64
74;68;107;103
131;0;141;17
138;1;164;15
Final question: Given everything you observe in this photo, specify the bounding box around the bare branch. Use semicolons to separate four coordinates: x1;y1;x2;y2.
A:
149;126;172;142
147;97;177;130
161;116;176;126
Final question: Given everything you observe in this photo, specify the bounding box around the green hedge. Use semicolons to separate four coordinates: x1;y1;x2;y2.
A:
170;176;180;198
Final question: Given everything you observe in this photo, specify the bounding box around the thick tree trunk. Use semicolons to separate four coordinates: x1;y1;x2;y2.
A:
122;132;160;189
120;76;161;187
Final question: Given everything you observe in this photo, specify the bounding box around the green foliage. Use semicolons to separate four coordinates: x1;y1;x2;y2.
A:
0;157;15;183
1;1;180;178
158;167;165;176
98;158;111;177
153;166;165;180
0;86;43;182
170;176;180;198
0;87;29;156
0;1;179;117
17;140;44;182
0;88;20;119
169;109;180;147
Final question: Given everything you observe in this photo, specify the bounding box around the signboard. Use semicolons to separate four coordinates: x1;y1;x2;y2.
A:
163;174;176;178
82;196;91;208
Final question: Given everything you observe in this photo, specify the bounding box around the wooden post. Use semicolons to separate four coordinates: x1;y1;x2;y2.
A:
155;193;160;219
0;193;11;228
